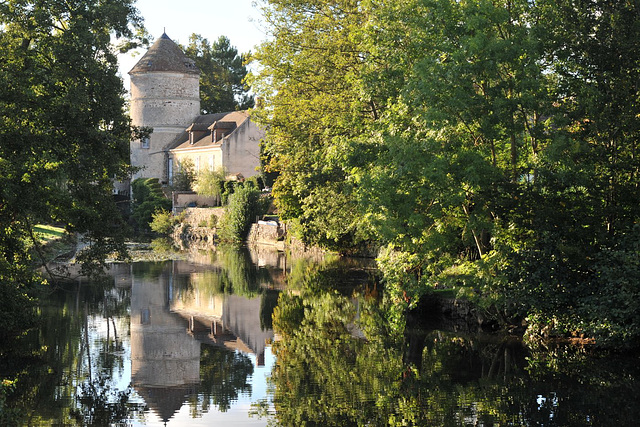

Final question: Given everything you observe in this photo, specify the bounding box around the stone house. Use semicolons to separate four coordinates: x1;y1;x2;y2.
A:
167;110;263;183
128;33;263;186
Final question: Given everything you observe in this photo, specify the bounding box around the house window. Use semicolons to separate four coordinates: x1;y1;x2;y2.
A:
168;158;174;185
141;136;150;149
209;156;214;171
140;309;150;325
195;156;200;172
189;132;194;144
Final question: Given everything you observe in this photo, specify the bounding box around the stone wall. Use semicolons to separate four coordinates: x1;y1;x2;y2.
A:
247;221;285;247
181;207;224;227
172;192;220;213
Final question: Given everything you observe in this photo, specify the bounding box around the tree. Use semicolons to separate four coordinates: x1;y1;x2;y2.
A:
252;0;640;346
131;178;171;232
193;167;226;199
0;0;145;337
249;0;381;250
171;159;196;191
183;34;253;114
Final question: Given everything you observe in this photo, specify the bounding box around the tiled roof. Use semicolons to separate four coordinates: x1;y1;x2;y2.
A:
129;33;199;75
210;121;237;130
186;123;211;132
168;111;250;150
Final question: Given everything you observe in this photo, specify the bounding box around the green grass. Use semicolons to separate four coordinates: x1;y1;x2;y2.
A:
33;225;65;244
31;225;76;263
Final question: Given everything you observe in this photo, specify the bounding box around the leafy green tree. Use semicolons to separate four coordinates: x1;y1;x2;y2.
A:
252;0;640;346
171;159;196;191
249;0;380;250
149;209;175;235
184;34;253;114
0;0;144;339
193;167;226;200
131;178;171;232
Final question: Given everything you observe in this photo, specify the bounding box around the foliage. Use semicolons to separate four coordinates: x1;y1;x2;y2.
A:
183;34;253;114
221;180;237;205
131;178;171;232
193;167;226;199
1;277;141;425
219;185;270;244
195;345;253;413
208;213;218;229
72;376;137;426
171;159;196;192
249;0;378;250
267;261;640;426
0;0;144;346
252;0;640;347
149;209;175;235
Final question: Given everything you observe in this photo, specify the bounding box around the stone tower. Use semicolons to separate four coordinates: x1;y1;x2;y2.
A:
129;33;200;183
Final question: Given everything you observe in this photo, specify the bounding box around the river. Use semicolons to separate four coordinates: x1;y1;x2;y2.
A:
2;244;640;426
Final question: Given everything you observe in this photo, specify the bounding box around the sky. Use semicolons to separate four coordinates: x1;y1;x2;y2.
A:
118;0;268;92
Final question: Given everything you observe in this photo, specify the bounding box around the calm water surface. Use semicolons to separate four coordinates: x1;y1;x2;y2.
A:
4;245;640;426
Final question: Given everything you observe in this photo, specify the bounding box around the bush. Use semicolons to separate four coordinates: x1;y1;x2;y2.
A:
209;214;218;229
150;209;175;235
219;185;270;243
221;180;237;205
131;178;171;233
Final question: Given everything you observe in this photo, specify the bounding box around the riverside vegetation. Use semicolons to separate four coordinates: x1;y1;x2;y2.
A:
2;2;640;420
249;0;640;348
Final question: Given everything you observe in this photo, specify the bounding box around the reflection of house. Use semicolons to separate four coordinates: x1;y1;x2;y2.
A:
128;33;263;185
169;261;275;366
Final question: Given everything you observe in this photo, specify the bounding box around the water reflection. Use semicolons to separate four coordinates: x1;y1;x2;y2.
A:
130;253;280;424
264;261;640;427
4;246;640;426
129;256;277;423
5;248;282;426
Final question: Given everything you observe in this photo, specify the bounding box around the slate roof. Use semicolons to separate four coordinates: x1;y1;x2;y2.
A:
129;33;199;75
168;111;250;150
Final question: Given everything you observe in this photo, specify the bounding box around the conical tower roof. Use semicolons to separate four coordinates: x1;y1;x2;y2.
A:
129;33;200;75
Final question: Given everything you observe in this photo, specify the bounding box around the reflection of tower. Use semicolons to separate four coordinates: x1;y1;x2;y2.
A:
129;263;201;423
129;33;200;183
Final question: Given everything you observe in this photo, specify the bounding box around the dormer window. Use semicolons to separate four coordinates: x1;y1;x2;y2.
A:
209;121;236;143
187;122;208;145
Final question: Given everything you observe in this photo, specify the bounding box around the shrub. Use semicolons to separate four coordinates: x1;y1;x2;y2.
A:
221;180;237;205
150;209;175;235
209;214;218;229
131;178;171;233
219;185;270;243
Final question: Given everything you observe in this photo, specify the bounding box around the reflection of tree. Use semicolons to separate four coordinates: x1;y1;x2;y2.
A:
3;279;142;425
71;375;144;427
188;345;253;415
217;247;271;297
131;260;172;279
266;265;640;427
180;248;272;299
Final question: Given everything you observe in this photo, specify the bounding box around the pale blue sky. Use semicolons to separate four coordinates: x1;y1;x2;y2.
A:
118;0;267;92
